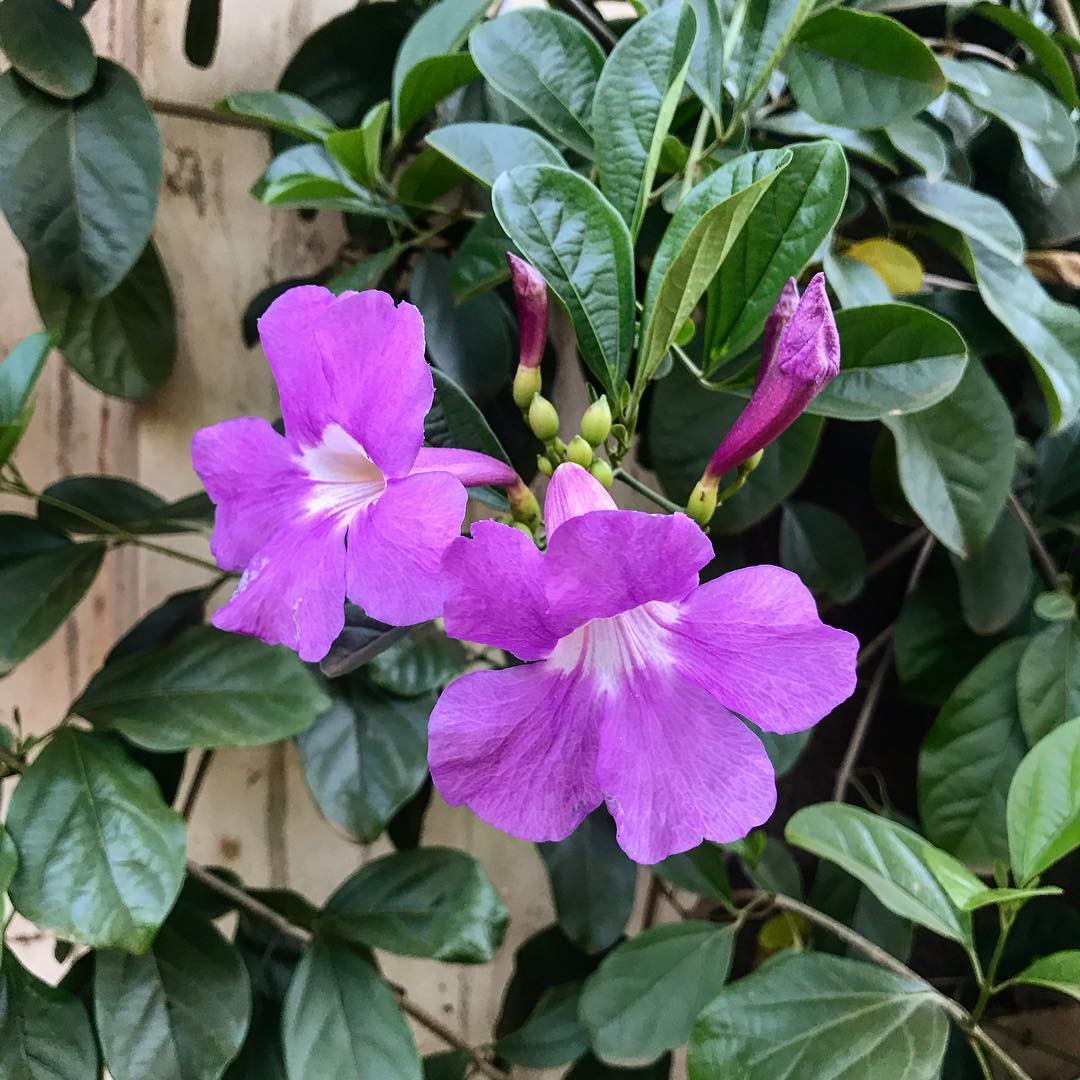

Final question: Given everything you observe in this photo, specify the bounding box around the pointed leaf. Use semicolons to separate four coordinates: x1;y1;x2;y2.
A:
218;90;337;140
0;330;52;466
427;122;565;189
0;0;96;98
1018;620;1080;746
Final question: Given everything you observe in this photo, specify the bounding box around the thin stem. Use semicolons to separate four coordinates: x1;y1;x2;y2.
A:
612;468;683;514
180;751;214;820
866;529;930;580
548;0;618;47
969;1037;995;1080
857;625;893;669
642;875;663;930
679;110;713;205
833;642;893;803
185;862;509;1079
1008;491;1060;588
148;96;266;132
924;38;1018;69
972;907;1016;1023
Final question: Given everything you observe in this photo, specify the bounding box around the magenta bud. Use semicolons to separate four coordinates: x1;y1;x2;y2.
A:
507;252;548;372
703;273;839;482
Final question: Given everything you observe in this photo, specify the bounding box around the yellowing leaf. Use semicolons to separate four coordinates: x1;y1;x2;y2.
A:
845;238;924;294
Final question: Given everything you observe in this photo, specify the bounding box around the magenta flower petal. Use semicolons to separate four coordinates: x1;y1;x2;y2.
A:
412;446;518;487
669;566;859;733
211;517;347;662
597;668;776;863
442;521;559;660
346;470;466;626
507;253;548;371
429;664;603;843
544;462;615;535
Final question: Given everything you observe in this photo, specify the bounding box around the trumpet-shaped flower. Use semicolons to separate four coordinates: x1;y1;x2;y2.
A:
192;286;516;662
429;463;858;864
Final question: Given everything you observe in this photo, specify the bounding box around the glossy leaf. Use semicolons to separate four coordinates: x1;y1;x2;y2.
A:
950;509;1031;635
1008;715;1080;884
218;90;336;140
74;625;331;751
757;110;899;171
0;62;160;297
368;627;465;697
0;0;96;98
651;842;731;899
396;53;479;137
452;214;519;302
0;330;52;466
884;360;1015;556
95;910;251;1080
470;9;604;158
297;675;432;843
37;475;200;536
5;728;186;952
1005;951;1080;1000
734;0;814;113
785;802;973;943
918;638;1028;868
538;809;637;955
780;501;866;603
32;242;176;400
580;922;736;1066
324;101;389;189
884;117;948;179
497;983;589;1069
688;953;948;1080
322;848;509;962
822;247;891;308
426;122;565;189
1018;619;1080;746
425;367;511;466
493;165;634;404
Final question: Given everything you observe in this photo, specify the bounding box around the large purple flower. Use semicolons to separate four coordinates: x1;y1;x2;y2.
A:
429;463;858;864
192;286;517;662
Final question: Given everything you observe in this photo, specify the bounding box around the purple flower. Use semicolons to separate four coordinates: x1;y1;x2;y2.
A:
192;286;517;662
429;463;858;864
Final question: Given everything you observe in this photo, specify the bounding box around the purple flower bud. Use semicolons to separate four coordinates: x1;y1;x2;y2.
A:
507;252;548;372
703;274;840;485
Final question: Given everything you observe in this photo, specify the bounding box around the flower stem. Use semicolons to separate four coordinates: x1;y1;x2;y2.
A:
1008;490;1061;588
612;468;683;514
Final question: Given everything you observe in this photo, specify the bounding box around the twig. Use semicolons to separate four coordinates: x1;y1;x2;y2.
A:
924;38;1018;69
1008;491;1060;588
148;96;266;132
641;875;663;930
856;625;893;670
185;862;509;1079
548;0;618;48
180;751;214;819
819;529;928;613
612;468;684;514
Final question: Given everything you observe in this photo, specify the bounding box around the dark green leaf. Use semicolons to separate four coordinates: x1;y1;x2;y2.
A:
395;146;465;207
218;90;336;140
580;921;735;1066
322;848;509;962
32;241;176;400
688;953;948;1080
95;910;251;1080
426;367;512;467
6;728;186;952
397;53;479;137
368;626;465;697
497;983;589;1068
651;842;730;899
567;1055;671;1079
37;475;197;535
282;940;421;1080
319;605;412;680
328;245;404;295
950;509;1031;635
757;110;899;171
451;214;519;302
297;675;431;843
1017;620;1080;746
0;823;15;895
884;117;948;179
0;0;96;98
470;9;604;158
424;1051;469;1080
183;0;219;68
538;808;637;954
0;61;160;297
0;330;52;466
426;122;565;189
734;0;814;113
74;625;332;751
809;861;913;962
493;165;634;404
780;501;866;603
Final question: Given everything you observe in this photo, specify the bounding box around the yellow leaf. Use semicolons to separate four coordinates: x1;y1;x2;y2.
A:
845;238;924;294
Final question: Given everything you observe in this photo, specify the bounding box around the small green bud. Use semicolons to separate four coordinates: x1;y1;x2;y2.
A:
567;435;593;468
580;395;612;447
513;365;542;411
741;449;765;474
511;520;535;538
537;454;553;477
508;480;541;527
686;480;718;527
589;459;613;489
528;394;560;442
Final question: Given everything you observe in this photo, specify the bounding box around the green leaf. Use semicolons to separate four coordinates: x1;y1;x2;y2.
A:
581;921;736;1066
469;9;604;158
822;247;892;309
95;909;251;1080
1018;620;1080;746
426;122;565;189
425;367;511;465
884;117;948;179
297;675;431;844
0;952;98;1080
322;848;509;962
6;728;186;952
493;165;634;404
639;147;791;379
282;940;421;1080
780;501;866;604
0;823;15;895
0;515;104;678
812;303;968;421
757;110;900;171
37;475;196;535
734;0;814;114
538;809;637;955
950;509;1031;635
785;8;945;129
391;0;488;134
217;90;336;140
965;238;1080;432
704;140;848;369
0;0;96;98
884;360;1015;557
567;1055;672;1079
1005;951;1080;1000
497;983;589;1069
328;245;403;295
785;802;973;944
0;330;52;466
1008;715;1080;884
73;625;331;751
593;3;696;238
960;885;1061;911
918;638;1028;868
324;100;389;189
396;146;464;207
896;180;1024;268
369;627;465;697
652;842;731;899
688;953;948;1080
808;861;913;962
0;61;160;297
452;214;519;302
31;241;176;400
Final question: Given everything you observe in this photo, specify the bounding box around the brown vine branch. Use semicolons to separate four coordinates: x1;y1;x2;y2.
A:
148;96;266;132
180;751;215;820
1007;491;1061;588
184;863;509;1080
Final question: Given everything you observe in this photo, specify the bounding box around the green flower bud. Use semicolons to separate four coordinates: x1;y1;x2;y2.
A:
528;394;560;442
580;395;612;447
537;454;553;477
686;479;718;527
589;459;613;489
513;364;542;411
511;520;535;538
508;480;541;527
567;435;593;469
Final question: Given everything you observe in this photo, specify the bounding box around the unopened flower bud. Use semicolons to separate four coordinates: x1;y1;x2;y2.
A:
686;478;719;527
528;394;560;442
513;364;542;410
580;395;612;447
566;436;593;468
511;520;535;538
507;252;547;371
537;454;553;477
508;479;541;527
589;459;613;489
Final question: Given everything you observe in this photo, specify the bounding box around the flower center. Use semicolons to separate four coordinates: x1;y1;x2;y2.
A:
299;423;386;518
